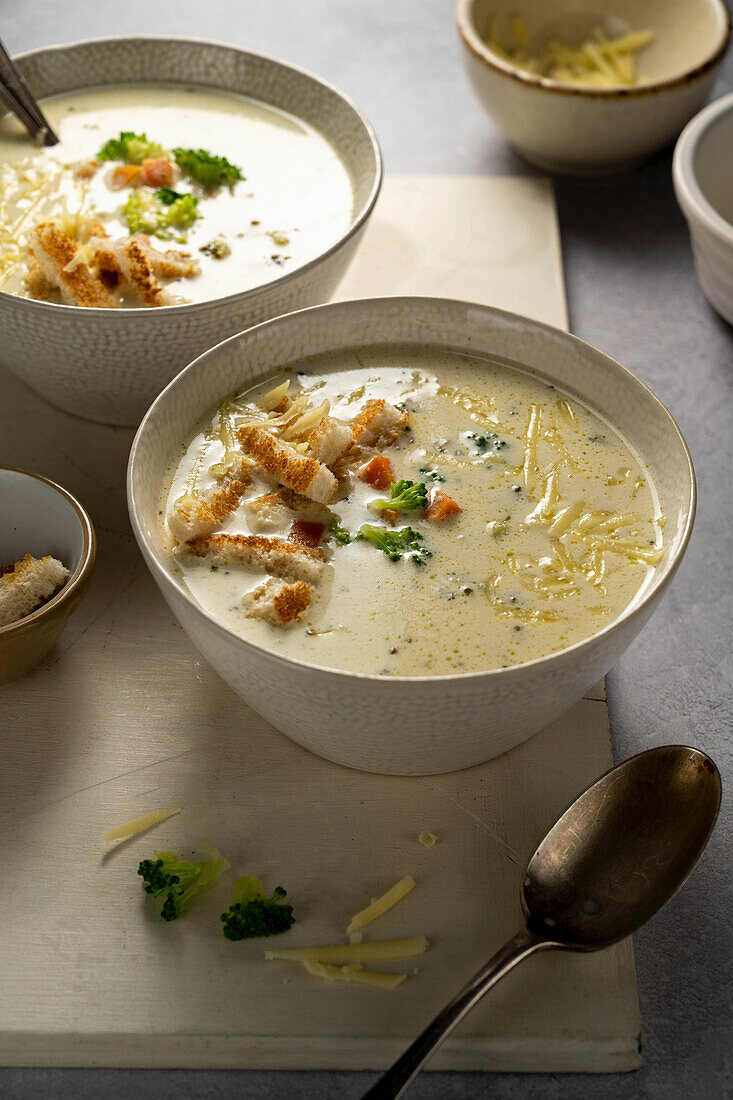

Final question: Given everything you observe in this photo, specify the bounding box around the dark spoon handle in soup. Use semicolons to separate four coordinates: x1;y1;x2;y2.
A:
0;37;59;146
362;927;552;1100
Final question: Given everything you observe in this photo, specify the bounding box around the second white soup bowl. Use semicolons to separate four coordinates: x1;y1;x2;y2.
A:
128;298;695;775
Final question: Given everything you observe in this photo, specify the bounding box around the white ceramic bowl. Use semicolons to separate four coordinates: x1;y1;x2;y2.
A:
456;0;731;175
0;37;381;426
128;297;695;775
0;466;96;682
673;91;733;325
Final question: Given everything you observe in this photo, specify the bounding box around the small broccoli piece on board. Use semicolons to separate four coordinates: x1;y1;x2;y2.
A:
138;845;229;921
221;876;295;940
369;479;428;515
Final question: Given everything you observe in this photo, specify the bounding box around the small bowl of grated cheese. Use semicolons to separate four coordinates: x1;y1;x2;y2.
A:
456;0;731;174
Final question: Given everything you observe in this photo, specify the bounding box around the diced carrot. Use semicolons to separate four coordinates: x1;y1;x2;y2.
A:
109;164;142;189
360;455;394;491
140;157;175;188
287;521;326;549
425;490;462;522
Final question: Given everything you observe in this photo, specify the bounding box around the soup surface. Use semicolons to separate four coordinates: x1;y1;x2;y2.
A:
162;344;664;676
0;84;354;305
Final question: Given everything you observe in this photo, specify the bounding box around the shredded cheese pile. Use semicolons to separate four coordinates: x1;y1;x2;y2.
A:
487;18;654;87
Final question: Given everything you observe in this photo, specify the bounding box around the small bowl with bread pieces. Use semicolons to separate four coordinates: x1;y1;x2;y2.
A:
456;0;731;175
0;466;96;682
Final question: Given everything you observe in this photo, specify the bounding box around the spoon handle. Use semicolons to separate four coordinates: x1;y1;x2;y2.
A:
362;926;551;1099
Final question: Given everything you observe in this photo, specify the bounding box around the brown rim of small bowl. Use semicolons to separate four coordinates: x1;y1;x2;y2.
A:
456;0;731;98
0;465;97;635
0;35;383;318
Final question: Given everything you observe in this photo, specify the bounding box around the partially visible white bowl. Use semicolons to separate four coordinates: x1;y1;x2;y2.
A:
457;0;731;175
128;297;695;776
674;91;733;325
0;37;381;426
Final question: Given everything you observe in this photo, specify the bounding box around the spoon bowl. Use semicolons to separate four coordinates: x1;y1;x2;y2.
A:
365;745;721;1098
525;745;722;947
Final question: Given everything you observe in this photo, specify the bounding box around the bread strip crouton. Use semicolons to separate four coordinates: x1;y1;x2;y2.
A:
237;425;337;504
29;223;118;308
307;416;354;466
350;400;408;449
244;578;312;627
93;237;172;307
182;534;326;583
0;553;70;627
135;236;200;280
168;459;254;543
243;488;331;533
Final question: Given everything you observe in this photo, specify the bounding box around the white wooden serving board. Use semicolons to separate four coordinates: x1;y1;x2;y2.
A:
0;177;640;1072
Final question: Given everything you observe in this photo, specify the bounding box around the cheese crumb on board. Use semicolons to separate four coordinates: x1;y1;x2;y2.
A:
418;832;439;848
102;806;182;843
265;936;428;964
301;959;406;990
346;876;416;935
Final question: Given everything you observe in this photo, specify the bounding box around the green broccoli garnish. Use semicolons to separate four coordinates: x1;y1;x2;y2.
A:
220;875;295;940
329;516;352;545
419;466;445;483
138;845;229;922
369;479;428;514
173;148;244;189
155;187;185;206
122;190;199;239
356;523;431;565
98;131;166;164
467;431;507;453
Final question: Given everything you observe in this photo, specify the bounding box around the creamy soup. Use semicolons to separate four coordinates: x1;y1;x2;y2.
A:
161;345;664;676
0;84;354;305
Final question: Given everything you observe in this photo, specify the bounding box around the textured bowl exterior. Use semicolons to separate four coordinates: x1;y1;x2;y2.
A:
0;38;381;426
674;92;733;325
456;0;730;175
128;298;695;775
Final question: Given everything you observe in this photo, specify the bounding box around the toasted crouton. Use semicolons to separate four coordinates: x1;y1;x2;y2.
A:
307;416;354;466
182;534;326;583
92;236;172;307
134;236;200;281
241;492;293;533
0;553;70;627
168;459;254;543
237;425;337;504
29;222;118;308
349;400;408;449
244;578;312;627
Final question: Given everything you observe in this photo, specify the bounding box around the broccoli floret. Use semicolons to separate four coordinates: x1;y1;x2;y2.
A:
122;190;160;235
199;239;232;259
369;479;428;514
356;523;432;565
138;845;229;921
220;876;295;940
173;147;244;189
122;190;199;239
155;187;185;206
329;516;352;545
466;431;507;453
98;131;166;164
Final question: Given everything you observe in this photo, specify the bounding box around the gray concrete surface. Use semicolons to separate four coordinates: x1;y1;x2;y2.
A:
0;1;731;1097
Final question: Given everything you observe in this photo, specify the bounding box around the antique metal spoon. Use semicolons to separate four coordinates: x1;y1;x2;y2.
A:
364;744;721;1099
0;36;58;146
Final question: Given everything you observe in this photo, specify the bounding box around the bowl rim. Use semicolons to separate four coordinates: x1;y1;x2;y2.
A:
127;295;697;685
0;33;383;318
0;465;97;635
455;0;731;99
673;89;733;247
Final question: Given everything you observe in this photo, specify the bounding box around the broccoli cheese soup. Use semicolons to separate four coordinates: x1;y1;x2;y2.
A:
161;344;664;676
0;84;353;307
